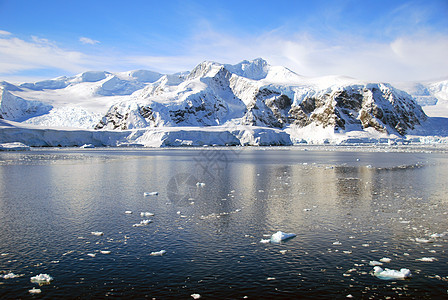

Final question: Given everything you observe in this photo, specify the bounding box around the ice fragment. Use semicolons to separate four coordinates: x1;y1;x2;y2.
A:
270;231;296;243
373;266;412;280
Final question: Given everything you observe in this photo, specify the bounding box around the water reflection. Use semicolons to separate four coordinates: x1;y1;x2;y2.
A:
0;148;447;299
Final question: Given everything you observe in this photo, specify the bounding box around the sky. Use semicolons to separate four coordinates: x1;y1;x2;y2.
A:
0;0;447;83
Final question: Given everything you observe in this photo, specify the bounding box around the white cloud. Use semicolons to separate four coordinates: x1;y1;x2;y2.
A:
79;37;100;45
0;30;11;36
0;35;89;75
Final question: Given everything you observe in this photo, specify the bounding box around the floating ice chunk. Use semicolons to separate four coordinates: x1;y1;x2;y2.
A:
415;238;433;243
380;257;391;263
30;273;53;284
150;250;166;256
140;212;154;217
29;287;42;294
270;231;296;244
191;294;201;299
346;295;353;298
267;277;276;280
430;233;445;238
259;239;270;244
369;261;383;266
279;250;288;254
196;182;205;187
100;250;111;254
133;219;152;227
416;257;437;262
80;144;95;149
125;211;133;214
91;231;103;236
144;192;158;196
373;266;412;280
332;241;342;245
1;272;20;279
87;253;96;257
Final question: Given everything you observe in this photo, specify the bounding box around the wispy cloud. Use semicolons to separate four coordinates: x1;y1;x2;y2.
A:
0;34;89;75
0;30;11;36
79;37;100;45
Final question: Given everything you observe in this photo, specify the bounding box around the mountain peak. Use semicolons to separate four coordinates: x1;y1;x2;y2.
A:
224;58;269;80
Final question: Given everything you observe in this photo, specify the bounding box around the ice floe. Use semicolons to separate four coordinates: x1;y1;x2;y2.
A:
133;219;152;227
91;231;104;236
0;142;30;151
259;239;270;244
1;272;21;279
373;266;412;280
415;238;433;243
369;260;383;266
191;293;201;299
125;211;133;214
80;143;95;148
144;191;158;196
29;287;42;294
379;257;391;263
150;250;166;256
416;257;437;262
100;250;111;254
140;212;154;217
270;231;296;243
87;253;96;257
30;273;53;284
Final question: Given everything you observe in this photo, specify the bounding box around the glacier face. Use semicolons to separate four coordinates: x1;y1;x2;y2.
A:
0;58;446;147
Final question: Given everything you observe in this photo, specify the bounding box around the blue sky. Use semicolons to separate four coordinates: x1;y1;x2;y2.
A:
0;0;447;82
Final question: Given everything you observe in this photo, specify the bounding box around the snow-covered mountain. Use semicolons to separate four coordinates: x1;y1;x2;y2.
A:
0;58;447;147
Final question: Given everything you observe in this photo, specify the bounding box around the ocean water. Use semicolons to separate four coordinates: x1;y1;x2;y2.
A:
0;146;447;299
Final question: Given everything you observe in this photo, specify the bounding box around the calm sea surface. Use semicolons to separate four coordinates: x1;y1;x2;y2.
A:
0;146;447;299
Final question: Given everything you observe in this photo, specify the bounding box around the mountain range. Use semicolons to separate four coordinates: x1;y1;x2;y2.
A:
1;58;447;146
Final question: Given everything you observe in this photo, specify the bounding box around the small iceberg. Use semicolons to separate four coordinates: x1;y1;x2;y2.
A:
150;250;166;256
144;192;158;196
29;287;42;294
369;260;383;266
140;212;154;217
87;253;96;257
80;143;95;149
1;272;20;279
30;273;53;284
415;238;433;243
191;294;201;299
379;257;391;263
100;250;111;254
373;266;412;280
416;257;437;262
270;231;296;244
125;211;133;214
0;142;30;151
91;231;104;236
133;219;152;227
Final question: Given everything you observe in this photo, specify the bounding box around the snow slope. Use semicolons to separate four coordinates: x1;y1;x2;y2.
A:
0;58;447;147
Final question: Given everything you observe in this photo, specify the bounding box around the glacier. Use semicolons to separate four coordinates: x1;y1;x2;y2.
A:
1;58;447;147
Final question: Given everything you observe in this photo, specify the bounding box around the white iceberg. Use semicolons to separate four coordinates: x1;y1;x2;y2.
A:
416;257;437;262
125;210;133;214
91;231;104;236
133;219;152;227
415;238;433;243
87;253;96;257
144;192;158;196
140;212;154;217
379;257;391;263
30;273;53;284
270;231;296;243
373;266;412;280
100;250;111;254
29;287;42;294
150;250;166;256
369;260;383;266
1;272;20;279
0;142;30;151
259;239;270;244
80;143;95;148
191;294;201;299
